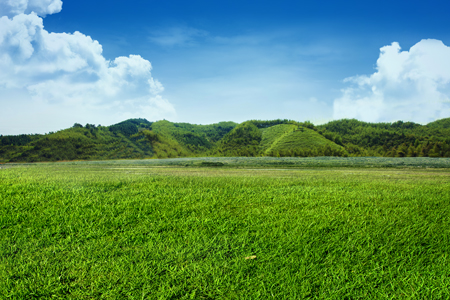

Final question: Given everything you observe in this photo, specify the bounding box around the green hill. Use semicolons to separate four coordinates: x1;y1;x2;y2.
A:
213;122;262;156
139;120;237;158
426;117;450;129
150;120;236;154
4;124;153;162
317;118;450;157
263;125;346;157
213;120;346;157
0;119;238;162
260;124;298;152
1;117;450;162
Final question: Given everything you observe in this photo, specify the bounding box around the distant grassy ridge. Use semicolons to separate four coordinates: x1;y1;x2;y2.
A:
1;117;450;162
261;124;345;156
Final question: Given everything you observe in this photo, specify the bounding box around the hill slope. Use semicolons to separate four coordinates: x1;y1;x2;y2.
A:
148;120;237;158
213;120;346;157
1;117;450;162
3;125;154;162
213;122;262;156
0;119;238;162
262;125;345;156
426;118;450;129
317;118;450;157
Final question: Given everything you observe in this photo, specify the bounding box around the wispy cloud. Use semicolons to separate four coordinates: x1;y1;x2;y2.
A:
148;26;208;47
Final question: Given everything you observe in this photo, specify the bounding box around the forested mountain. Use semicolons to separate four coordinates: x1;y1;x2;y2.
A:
1;117;450;162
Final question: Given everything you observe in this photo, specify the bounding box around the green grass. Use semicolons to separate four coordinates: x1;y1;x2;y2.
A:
1;160;450;299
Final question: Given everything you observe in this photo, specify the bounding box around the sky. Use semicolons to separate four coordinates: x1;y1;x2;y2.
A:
1;0;450;135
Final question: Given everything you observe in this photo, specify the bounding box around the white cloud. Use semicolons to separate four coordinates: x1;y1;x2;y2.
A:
0;0;62;17
333;39;450;123
0;4;175;134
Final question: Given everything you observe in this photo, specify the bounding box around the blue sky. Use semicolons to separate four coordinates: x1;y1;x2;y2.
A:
1;0;450;134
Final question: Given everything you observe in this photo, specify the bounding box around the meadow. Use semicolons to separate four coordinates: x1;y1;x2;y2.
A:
1;157;450;299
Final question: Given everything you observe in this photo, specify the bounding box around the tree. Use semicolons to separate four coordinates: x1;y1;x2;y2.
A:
406;145;416;157
395;143;408;157
428;142;440;157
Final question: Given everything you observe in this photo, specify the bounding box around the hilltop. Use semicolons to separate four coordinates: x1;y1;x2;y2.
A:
0;119;237;162
1;117;450;162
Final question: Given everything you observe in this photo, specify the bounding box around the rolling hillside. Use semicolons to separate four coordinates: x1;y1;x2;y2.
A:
0;119;238;162
212;120;346;157
3;124;154;162
1;117;450;162
148;120;237;158
317;118;450;157
261;124;345;156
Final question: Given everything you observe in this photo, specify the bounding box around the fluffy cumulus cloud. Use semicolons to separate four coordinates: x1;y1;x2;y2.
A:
333;39;450;123
0;0;175;134
0;0;62;17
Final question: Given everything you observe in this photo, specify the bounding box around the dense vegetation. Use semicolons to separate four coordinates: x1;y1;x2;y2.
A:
1;163;449;298
0;120;237;162
1;117;450;162
317;119;450;157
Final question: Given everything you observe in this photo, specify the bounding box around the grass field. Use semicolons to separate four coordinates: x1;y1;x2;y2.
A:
1;158;450;299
